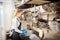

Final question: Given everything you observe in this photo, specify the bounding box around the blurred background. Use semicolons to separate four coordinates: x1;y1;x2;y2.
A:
0;0;60;40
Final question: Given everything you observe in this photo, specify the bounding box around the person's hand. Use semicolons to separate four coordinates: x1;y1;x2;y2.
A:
9;31;13;37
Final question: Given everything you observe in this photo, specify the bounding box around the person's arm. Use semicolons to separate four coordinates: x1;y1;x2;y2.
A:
12;19;22;33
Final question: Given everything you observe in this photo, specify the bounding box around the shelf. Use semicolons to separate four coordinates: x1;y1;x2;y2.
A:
38;12;56;15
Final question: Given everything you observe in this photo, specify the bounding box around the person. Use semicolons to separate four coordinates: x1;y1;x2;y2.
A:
11;8;23;40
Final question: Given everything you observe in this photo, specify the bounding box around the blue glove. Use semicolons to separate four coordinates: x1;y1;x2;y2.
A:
21;29;27;37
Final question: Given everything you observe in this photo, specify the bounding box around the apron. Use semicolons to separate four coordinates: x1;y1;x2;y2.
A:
12;18;21;40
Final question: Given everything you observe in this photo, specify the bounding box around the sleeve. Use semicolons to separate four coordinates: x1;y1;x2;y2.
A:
11;19;22;33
